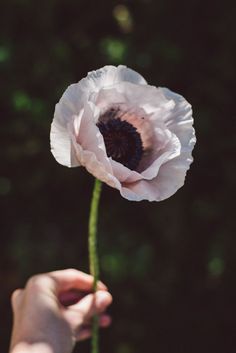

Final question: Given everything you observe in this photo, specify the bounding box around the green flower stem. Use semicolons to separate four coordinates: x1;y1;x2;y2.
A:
88;178;102;353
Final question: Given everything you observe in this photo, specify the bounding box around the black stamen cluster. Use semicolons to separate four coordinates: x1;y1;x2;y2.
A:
97;117;143;170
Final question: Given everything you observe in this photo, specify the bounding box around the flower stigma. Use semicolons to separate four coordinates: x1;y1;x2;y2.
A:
97;113;143;170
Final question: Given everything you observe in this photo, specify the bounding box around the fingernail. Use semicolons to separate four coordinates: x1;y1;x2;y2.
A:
96;292;111;308
98;281;108;290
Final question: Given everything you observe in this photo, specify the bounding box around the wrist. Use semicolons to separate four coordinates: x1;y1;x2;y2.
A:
10;342;54;353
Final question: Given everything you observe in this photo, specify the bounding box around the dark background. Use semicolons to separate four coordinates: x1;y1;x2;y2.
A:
1;0;236;352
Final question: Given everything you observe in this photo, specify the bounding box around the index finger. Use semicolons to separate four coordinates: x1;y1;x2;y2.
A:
48;269;107;292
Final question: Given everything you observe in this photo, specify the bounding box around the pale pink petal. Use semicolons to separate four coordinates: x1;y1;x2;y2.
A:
139;131;181;180
50;107;80;167
75;102;113;173
110;159;143;183
93;87;126;111
50;83;89;167
137;125;178;168
120;179;162;202
73;141;120;189
110;81;175;116
85;65;147;92
161;87;196;151
120;167;183;202
120;184;146;202
69;125;120;189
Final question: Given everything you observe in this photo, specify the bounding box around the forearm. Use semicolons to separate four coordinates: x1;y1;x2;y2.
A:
9;328;73;353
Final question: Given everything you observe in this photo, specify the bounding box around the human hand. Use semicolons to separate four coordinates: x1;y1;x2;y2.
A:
9;269;112;353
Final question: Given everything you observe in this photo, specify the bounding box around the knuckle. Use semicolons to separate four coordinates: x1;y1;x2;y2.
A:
64;268;81;277
27;275;40;287
26;274;51;291
66;268;78;274
11;289;23;307
11;289;18;304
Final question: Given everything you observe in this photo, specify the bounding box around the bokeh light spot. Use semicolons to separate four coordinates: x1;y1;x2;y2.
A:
0;46;10;63
13;91;32;111
208;257;225;277
101;253;126;279
113;5;133;33
100;38;127;63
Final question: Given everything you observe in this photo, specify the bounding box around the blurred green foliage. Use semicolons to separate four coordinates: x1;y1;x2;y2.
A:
1;0;236;352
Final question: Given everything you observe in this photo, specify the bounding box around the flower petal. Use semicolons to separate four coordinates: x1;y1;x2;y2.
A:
85;65;147;92
139;129;181;179
75;102;113;174
50;106;80;167
161;87;196;151
120;160;188;202
108;81;175;116
110;159;143;183
50;81;91;167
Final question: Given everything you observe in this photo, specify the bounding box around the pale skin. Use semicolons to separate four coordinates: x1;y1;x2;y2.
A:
10;269;113;353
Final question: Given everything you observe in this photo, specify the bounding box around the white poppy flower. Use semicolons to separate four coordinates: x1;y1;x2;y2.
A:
50;65;196;201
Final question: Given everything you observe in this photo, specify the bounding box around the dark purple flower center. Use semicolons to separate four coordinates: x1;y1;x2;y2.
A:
97;117;143;170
